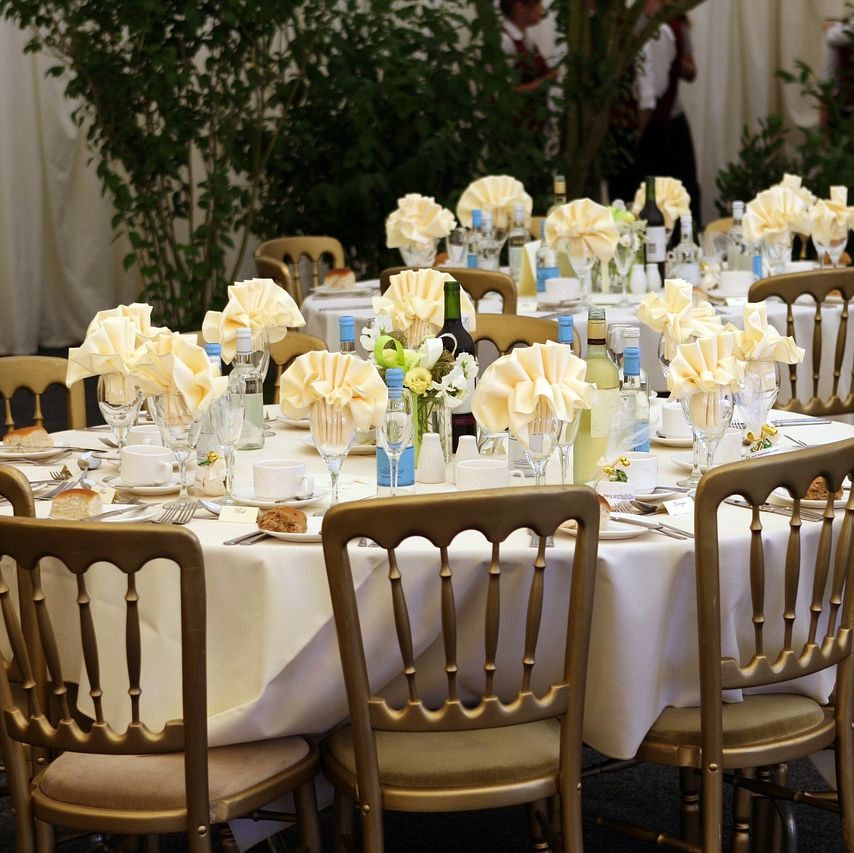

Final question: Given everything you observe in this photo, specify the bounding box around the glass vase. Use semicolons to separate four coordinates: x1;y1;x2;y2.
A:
412;395;450;467
734;360;780;440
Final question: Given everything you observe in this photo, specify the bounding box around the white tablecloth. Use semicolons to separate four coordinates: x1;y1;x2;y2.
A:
3;407;853;760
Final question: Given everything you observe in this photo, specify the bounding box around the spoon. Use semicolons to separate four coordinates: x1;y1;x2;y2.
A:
76;451;103;488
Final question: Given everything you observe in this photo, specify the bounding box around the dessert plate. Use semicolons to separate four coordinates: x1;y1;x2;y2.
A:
260;515;323;542
559;519;647;540
0;446;62;461
769;487;847;510
651;431;692;448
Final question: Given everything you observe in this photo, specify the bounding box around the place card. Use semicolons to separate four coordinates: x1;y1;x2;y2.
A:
90;484;116;505
219;505;259;524
662;497;694;516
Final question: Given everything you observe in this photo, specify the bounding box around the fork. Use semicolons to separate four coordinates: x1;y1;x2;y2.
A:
156;500;198;525
99;435;119;449
611;501;695;539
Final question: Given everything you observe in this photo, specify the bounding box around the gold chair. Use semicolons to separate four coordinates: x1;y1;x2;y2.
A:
379;266;518;315
255;236;346;304
597;441;854;851
0;356;86;432
703;217;732;237
269;332;327;404
472;313;563;358
255;254;299;305
0;519;322;853
320;486;600;852
749;268;854;416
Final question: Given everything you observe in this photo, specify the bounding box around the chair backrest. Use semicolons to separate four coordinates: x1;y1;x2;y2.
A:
471;313;564;358
255;236;345;302
321;486;599;807
268;332;327;403
749;268;854;416
254;254;300;305
703;217;732;237
0;519;211;840
0;356;86;433
379;267;518;315
694;439;854;760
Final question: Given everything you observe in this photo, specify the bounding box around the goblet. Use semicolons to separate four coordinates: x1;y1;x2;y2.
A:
148;394;204;502
310;401;356;511
568;252;596;306
97;374;143;479
734;360;779;440
613;225;639;306
378;398;412;498
813;232;848;270
762;231;792;276
679;388;735;490
556;410;582;487
210;389;245;504
399;239;438;268
515;398;561;487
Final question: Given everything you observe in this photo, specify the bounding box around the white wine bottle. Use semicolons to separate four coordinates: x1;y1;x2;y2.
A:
573;308;620;484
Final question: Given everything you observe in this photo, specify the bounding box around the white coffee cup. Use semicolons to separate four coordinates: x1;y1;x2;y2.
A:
660;401;692;439
543;276;580;304
456;458;525;491
128;424;163;446
121;444;173;486
623;452;659;493
714;429;743;465
718;270;754;299
253;460;314;501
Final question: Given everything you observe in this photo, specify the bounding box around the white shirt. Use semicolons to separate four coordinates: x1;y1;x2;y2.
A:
635;24;680;116
501;19;533;59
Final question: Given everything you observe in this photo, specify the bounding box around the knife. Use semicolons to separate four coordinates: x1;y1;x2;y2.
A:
89;504;150;522
609;514;690;540
771;418;831;426
223;529;270;546
724;497;824;521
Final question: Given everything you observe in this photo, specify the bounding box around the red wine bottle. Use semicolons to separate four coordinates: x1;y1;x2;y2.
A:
640;175;666;284
439;279;477;451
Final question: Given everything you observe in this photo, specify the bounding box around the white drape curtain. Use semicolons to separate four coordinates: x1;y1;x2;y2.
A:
0;0;847;353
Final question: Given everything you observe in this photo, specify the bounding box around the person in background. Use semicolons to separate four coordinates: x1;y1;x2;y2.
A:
822;14;854;129
499;0;559;94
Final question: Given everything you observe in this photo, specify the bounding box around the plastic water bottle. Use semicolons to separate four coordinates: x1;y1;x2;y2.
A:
618;345;650;452
196;343;222;465
376;368;414;495
467;210;482;269
536;221;558;294
229;327;264;450
339;315;356;353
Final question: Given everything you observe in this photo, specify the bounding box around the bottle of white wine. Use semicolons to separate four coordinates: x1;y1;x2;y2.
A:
573;308;620;484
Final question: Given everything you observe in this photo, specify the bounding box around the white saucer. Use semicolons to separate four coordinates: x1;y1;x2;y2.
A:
770;486;847;510
259;516;323;542
277;414;311;429
634;489;681;503
537;298;583;311
651;431;692;448
232;485;329;509
100;504;160;523
559;519;647;540
301;435;376;455
103;474;181;495
0;446;63;461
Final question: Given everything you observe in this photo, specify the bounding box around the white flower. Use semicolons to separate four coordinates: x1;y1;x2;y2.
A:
457;352;477;381
418;337;444;370
360;323;381;354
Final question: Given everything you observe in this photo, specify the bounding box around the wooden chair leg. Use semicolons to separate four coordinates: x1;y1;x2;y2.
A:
770;764;796;853
731;769;753;853
295;779;322;853
35;819;55;853
751;766;773;853
679;766;701;844
218;825;239;853
144;836;160;853
334;791;356;853
527;799;550;852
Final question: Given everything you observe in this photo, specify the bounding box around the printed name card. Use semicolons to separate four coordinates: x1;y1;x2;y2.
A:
219;505;259;524
662;497;694;516
90;484;116;505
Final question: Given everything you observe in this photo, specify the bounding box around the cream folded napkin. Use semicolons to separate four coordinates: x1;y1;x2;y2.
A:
743;185;810;243
456;175;533;228
667;332;743;400
544;199;620;264
67;316;138;386
202;278;305;364
810;186;854;245
279;350;388;432
86;303;166;342
385;193;456;249
775;173;817;209
631;176;691;231
372;268;475;347
637;278;723;360
471;341;597;448
127;330;228;411
730;302;805;364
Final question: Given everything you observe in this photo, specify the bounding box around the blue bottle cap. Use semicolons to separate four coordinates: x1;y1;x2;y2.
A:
472;209;482;228
623;346;641;375
339;315;355;343
204;343;221;357
385;367;404;387
557;315;574;343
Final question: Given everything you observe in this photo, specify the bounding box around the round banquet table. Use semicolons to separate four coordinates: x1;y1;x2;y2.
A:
2;404;853;761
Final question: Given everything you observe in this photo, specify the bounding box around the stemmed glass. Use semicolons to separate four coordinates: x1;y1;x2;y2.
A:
97;374;143;479
310;401;356;511
568;252;596;307
399;239;438;268
679;389;735;490
734;360;779;441
516;399;561;486
210;389;245;504
762;231;792;276
813;231;848;269
378;397;412;498
556;411;582;487
613;225;639;306
148;394;204;503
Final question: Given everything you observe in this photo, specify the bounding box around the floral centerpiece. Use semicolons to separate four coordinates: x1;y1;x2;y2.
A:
631;176;691;232
385;193;456;267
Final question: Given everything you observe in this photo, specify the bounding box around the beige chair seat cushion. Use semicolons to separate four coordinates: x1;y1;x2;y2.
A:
325;718;561;789
645;694;827;751
38;737;310;819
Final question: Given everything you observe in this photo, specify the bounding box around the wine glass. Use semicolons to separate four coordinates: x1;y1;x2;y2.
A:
734;360;779;441
516;399;561;486
762;231;792;276
246;327;271;381
556;410;582;487
399;239;438;268
568;251;596;307
613;225;639;306
813;231;848;270
210;389;245;504
97;374;143;479
148;394;204;503
378;398;412;498
679;389;735;490
310;401;356;511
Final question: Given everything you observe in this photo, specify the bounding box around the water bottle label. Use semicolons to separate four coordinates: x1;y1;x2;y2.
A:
467;253;478;269
536;265;559;293
646;226;666;263
752;254;763;278
376;445;415;486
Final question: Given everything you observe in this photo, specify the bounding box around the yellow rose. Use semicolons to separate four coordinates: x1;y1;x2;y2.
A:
404;366;432;395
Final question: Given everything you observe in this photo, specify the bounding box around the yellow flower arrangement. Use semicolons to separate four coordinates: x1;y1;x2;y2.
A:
404;367;433;395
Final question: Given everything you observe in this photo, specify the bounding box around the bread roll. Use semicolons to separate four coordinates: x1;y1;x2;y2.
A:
2;425;52;448
323;268;356;289
597;494;612;530
805;477;843;501
50;488;103;520
258;506;308;533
